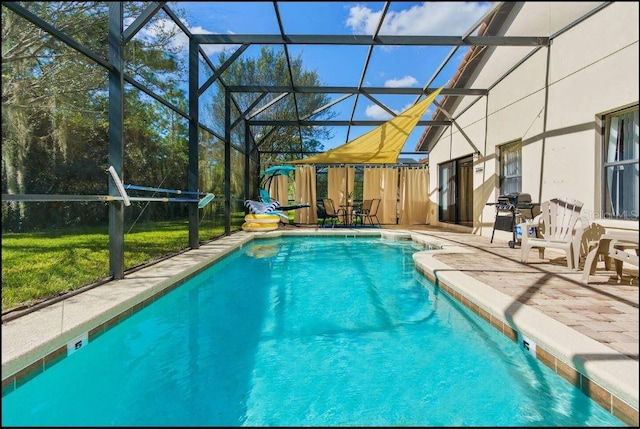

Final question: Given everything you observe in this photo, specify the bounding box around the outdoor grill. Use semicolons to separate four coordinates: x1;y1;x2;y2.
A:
488;192;538;248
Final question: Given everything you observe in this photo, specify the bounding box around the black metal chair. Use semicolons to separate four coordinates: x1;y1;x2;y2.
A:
318;199;341;228
352;199;371;226
355;198;381;227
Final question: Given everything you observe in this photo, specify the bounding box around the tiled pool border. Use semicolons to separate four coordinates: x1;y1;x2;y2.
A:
408;233;639;427
1;229;638;426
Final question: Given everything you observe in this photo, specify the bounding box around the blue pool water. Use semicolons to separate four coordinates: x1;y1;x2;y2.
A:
2;237;625;426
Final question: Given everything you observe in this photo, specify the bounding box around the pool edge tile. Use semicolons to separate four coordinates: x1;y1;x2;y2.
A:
613;396;640;427
412;249;639;426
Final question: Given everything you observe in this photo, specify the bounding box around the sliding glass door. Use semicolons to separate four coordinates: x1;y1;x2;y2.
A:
439;155;473;226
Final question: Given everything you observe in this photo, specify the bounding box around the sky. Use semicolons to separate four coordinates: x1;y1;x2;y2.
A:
142;2;495;158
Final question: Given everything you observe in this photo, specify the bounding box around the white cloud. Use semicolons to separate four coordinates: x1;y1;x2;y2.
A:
385;76;418;87
346;2;492;36
365;104;393;120
366;101;435;120
345;5;383;34
125;17;235;57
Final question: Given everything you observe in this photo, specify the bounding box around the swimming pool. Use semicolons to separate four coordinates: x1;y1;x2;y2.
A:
1;236;625;426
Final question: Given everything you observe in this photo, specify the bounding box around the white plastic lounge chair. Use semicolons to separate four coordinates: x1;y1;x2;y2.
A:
582;230;639;283
520;197;589;270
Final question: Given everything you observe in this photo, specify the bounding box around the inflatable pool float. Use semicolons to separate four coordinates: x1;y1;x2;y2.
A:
241;222;279;232
244;213;281;224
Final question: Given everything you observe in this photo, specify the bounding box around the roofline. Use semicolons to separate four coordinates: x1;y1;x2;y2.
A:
415;2;519;153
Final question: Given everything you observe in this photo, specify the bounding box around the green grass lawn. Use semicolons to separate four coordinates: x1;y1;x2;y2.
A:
1;208;299;311
1;220;231;311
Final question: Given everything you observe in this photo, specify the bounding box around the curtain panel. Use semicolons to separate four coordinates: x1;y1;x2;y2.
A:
399;167;429;225
363;167;399;224
268;175;289;208
328;166;355;206
294;165;317;224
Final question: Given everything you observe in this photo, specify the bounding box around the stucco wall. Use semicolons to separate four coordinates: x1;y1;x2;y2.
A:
427;2;639;238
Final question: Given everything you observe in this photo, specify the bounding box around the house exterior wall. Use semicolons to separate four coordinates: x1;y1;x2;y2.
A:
427;2;639;240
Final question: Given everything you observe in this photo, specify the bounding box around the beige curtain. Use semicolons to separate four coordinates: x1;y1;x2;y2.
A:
399;167;429;225
362;167;381;201
328;166;354;206
362;167;389;224
458;166;472;222
362;167;398;224
380;167;398;224
363;167;399;224
294;166;317;224
268;174;289;206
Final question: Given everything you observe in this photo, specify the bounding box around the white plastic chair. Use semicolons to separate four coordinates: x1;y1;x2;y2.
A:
520;197;589;270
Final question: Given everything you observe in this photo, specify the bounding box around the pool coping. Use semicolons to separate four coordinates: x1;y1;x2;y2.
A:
407;233;638;426
2;228;638;425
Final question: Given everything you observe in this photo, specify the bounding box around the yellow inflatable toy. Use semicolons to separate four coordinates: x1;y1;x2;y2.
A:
241;222;278;232
244;214;281;224
242;213;280;232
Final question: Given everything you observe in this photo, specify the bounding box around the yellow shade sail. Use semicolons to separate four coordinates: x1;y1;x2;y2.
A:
287;87;443;164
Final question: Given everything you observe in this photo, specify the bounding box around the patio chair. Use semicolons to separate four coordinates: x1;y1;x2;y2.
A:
352;199;371;226
353;198;381;227
317;201;327;223
520;197;589;270
320;198;342;228
582;230;639;284
259;188;310;211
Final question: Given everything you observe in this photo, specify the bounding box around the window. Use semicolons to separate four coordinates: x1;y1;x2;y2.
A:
603;107;639;220
499;140;521;195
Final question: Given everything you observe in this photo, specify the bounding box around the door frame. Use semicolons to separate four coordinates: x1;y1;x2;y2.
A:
438;154;474;226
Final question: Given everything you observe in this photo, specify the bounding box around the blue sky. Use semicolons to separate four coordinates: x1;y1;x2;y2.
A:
152;2;494;157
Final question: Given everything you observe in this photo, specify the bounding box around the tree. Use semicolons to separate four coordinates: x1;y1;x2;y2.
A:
2;3;111;228
2;3;189;231
205;46;335;168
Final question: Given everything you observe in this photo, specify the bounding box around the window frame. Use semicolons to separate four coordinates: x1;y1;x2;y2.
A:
601;106;639;221
498;140;522;196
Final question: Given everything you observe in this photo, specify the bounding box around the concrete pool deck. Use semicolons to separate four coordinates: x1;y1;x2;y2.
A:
2;226;638;425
